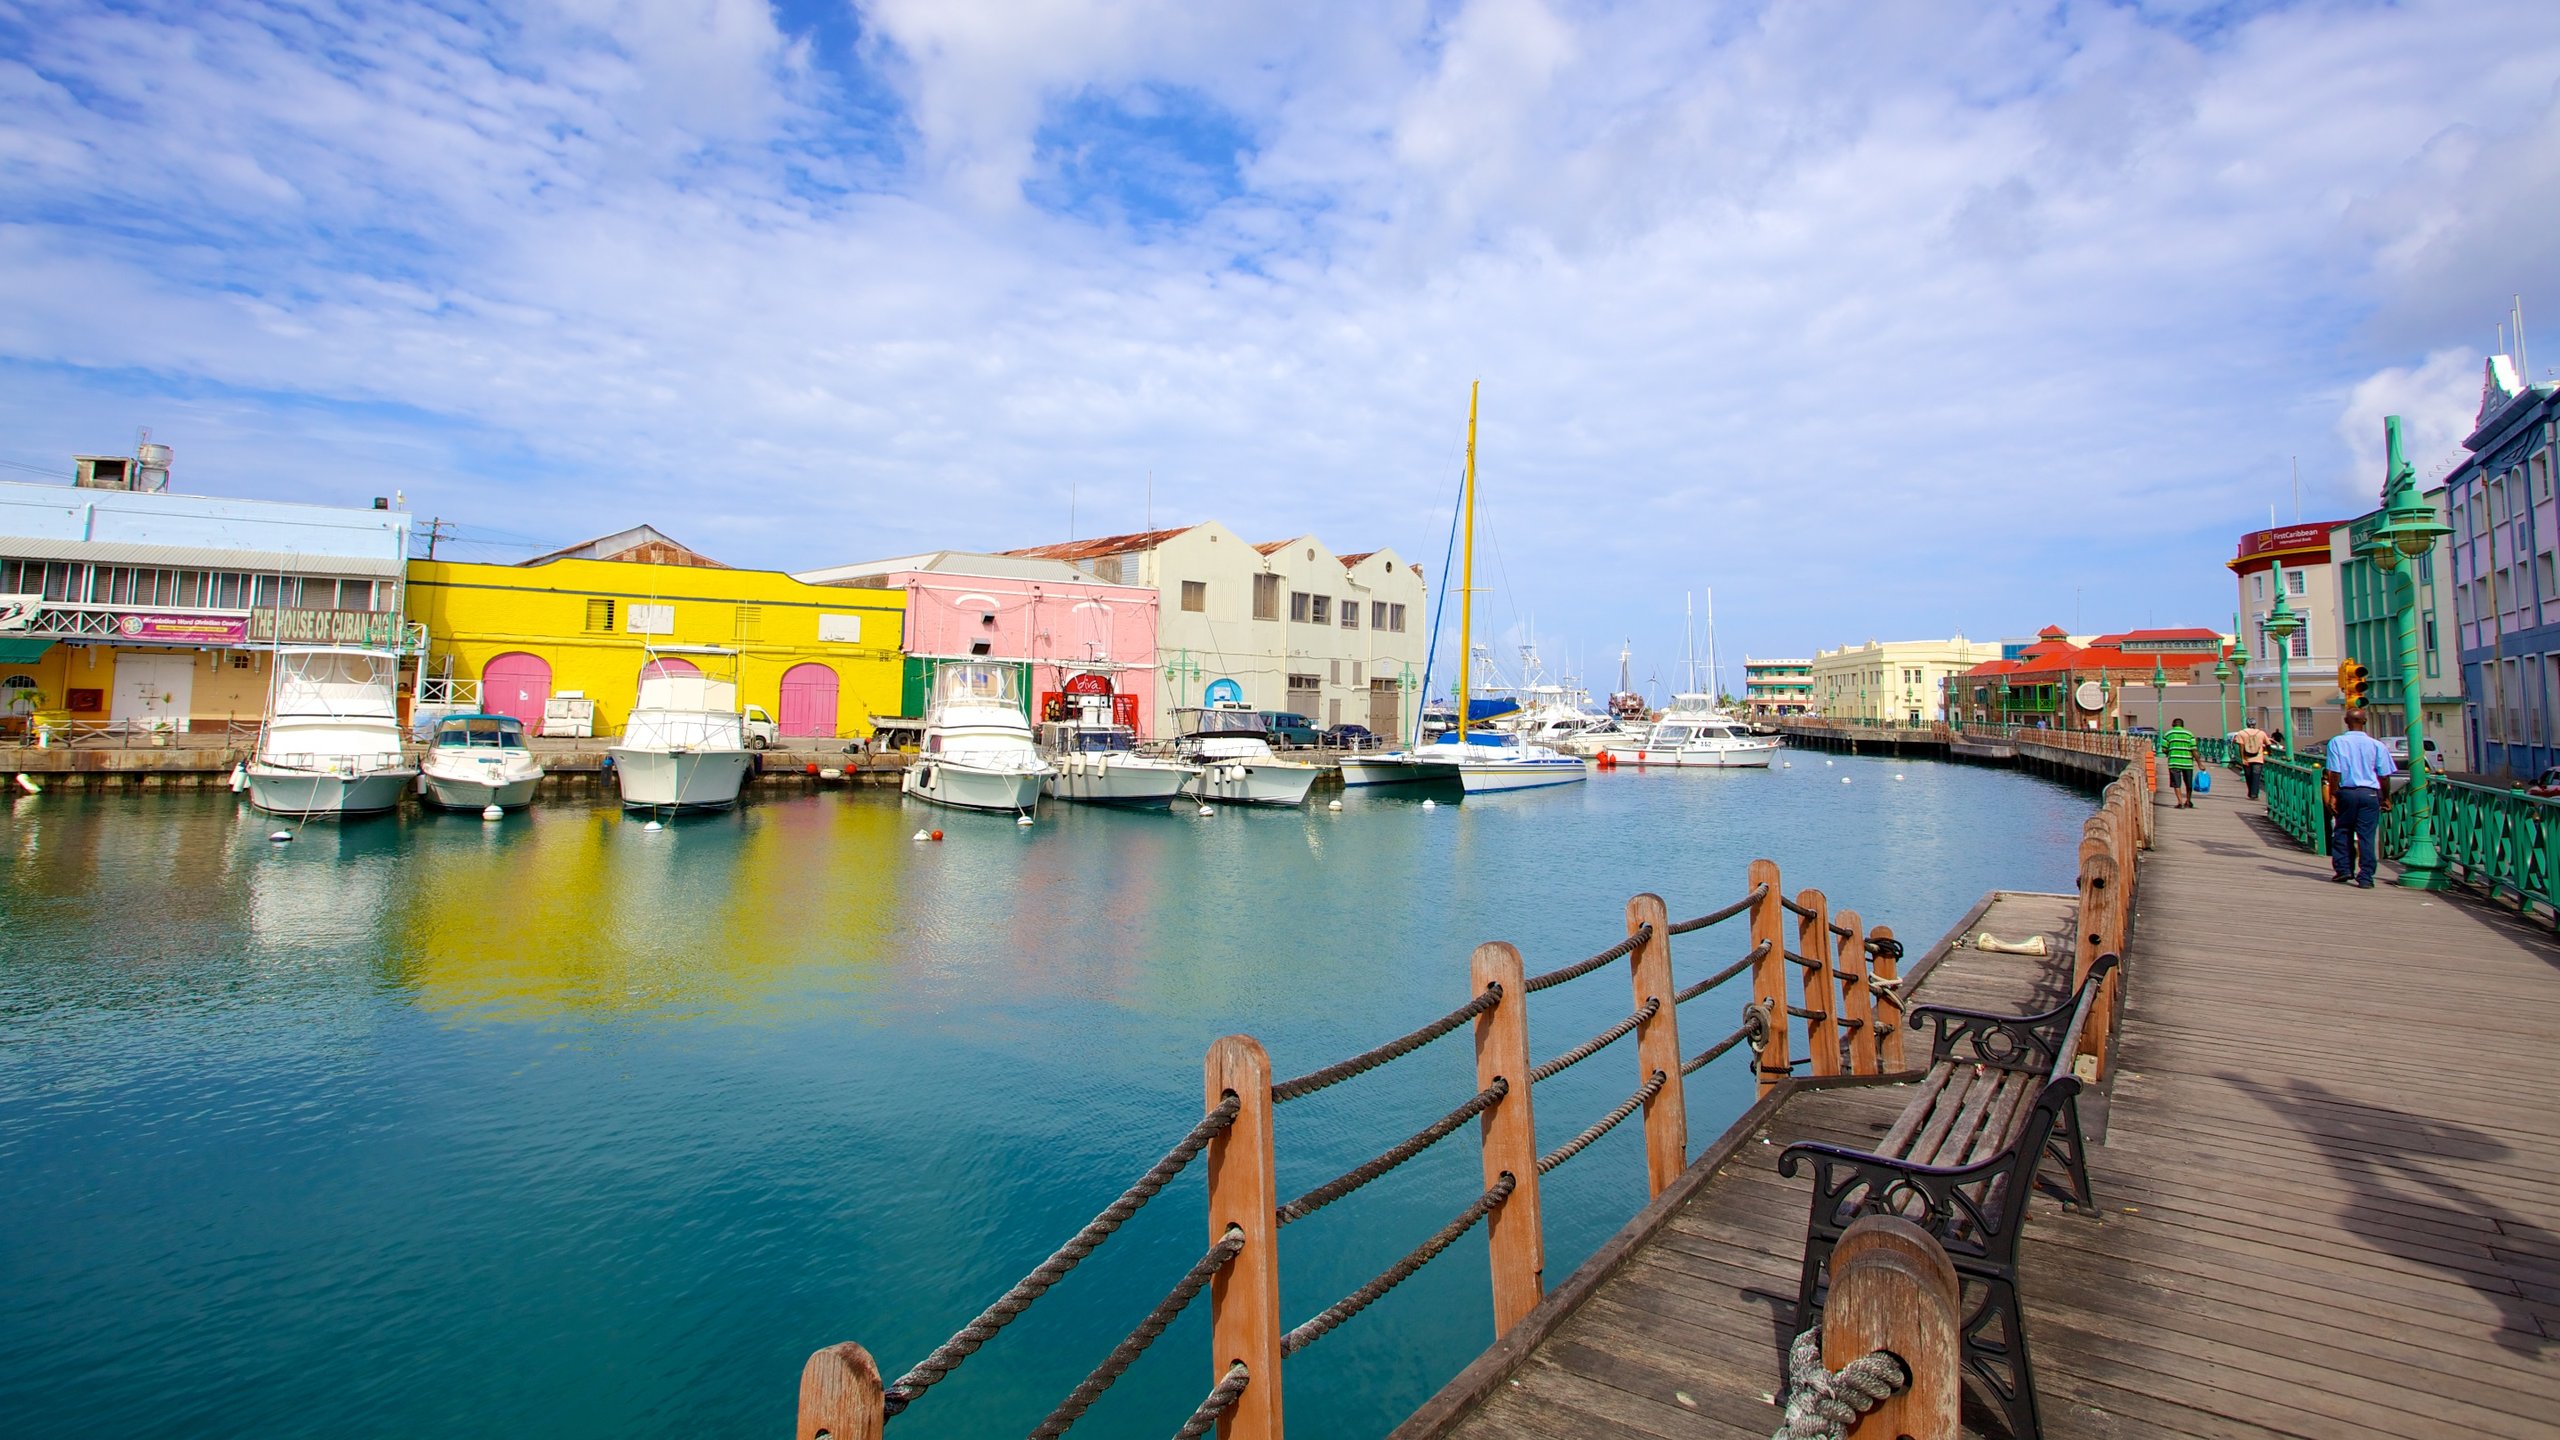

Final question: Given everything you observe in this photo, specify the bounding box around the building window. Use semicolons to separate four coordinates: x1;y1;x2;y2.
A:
1341;598;1358;629
1371;600;1388;629
2253;574;2265;599
1287;671;1321;690
1329;660;1341;683
1181;581;1206;613
2290;627;2309;660
584;599;616;633
1289;590;1311;623
1310;595;1331;625
2286;569;2306;597
1353;662;1363;685
1388;604;1407;632
1254;575;1281;621
734;604;762;642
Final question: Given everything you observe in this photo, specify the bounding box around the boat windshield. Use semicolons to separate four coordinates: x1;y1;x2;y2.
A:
1178;706;1265;737
436;717;524;748
1074;729;1134;753
1654;725;1692;743
931;663;1023;708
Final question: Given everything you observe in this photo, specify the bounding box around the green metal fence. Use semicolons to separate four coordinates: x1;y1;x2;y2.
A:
2264;756;2329;854
2257;760;2560;919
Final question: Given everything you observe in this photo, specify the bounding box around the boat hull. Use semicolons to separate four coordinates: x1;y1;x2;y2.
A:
1183;760;1318;806
609;747;754;810
1338;755;1462;788
421;771;545;810
1599;742;1778;769
1044;757;1194;807
245;767;415;817
1455;757;1590;793
905;759;1046;812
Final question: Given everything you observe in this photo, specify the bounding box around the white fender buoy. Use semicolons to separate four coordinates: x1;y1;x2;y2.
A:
1196;804;1214;816
643;820;664;831
1327;799;1343;811
482;804;504;819
229;762;247;793
1781;761;1792;769
1421;798;1438;809
13;773;37;794
1016;814;1034;827
1841;776;1852;784
268;830;293;842
1894;773;1905;781
1824;759;1834;766
912;829;931;841
820;768;842;780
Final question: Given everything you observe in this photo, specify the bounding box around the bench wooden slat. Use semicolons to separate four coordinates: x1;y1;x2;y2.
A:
1908;1064;1995;1168
1875;1062;1958;1156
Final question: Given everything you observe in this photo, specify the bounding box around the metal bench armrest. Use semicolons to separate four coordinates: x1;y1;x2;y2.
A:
1908;955;2118;1071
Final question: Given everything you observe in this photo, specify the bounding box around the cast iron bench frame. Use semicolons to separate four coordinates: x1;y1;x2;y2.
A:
1777;953;2117;1440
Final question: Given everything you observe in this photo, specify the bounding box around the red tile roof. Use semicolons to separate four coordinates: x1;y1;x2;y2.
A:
1252;539;1301;556
1336;551;1374;567
2088;628;2226;647
998;526;1196;562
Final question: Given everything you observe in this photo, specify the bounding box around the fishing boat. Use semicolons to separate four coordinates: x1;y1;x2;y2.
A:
244;646;417;817
608;647;756;811
903;661;1051;813
1039;690;1195;808
1599;715;1781;768
418;712;546;810
1439;382;1587;795
1172;704;1319;805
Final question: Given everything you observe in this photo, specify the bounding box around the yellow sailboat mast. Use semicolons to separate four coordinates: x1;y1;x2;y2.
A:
1458;381;1478;743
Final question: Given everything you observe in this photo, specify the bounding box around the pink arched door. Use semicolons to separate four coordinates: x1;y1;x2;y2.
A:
778;663;839;738
638;656;701;684
481;652;551;728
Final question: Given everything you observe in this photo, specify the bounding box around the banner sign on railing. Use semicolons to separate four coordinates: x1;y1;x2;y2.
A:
118;613;251;644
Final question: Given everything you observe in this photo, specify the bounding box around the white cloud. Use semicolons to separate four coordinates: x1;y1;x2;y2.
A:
2337;347;2485;498
0;0;2556;674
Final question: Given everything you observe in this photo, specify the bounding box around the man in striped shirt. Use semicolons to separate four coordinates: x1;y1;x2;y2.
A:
2160;718;2200;808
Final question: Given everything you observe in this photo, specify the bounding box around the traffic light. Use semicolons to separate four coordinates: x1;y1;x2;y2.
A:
2339;659;2370;709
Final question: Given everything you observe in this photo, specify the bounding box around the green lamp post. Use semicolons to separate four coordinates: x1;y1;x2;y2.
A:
2362;414;2456;889
1166;648;1204;711
2097;672;2113;732
2151;658;2168;734
2213;652;2234;741
1997;678;2012;731
2264;565;2303;760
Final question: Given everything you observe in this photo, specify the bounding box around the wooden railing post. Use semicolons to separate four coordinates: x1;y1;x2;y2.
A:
1796;889;1843;1078
1204;1036;1282;1440
1472;941;1545;1334
1625;892;1686;1197
1866;924;1907;1071
2076;849;2125;1078
1823;1216;1961;1440
1747;859;1792;1095
797;1342;884;1440
1833;908;1878;1075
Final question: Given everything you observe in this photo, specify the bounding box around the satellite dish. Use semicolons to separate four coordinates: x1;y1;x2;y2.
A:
2074;680;2105;712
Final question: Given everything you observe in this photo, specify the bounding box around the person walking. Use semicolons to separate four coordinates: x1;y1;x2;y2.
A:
2161;717;2201;807
2231;720;2271;799
2322;709;2397;888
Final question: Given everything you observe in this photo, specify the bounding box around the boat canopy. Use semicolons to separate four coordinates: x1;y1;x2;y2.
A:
1175;705;1264;737
433;713;529;747
931;662;1023;708
1434;729;1517;748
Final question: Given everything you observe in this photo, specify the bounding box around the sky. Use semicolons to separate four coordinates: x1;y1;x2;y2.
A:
2;0;2557;698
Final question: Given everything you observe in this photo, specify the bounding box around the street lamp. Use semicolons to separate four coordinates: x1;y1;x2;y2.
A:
2362;413;2456;889
2263;564;2303;760
2151;658;2168;735
2097;673;2112;732
2213;652;2234;740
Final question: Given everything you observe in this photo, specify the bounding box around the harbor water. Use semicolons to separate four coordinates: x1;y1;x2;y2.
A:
1;755;2090;1437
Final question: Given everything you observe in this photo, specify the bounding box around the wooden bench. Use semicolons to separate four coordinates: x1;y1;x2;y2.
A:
1777;953;2117;1440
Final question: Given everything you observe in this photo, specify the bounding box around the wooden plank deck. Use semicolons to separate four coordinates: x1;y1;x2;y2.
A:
1404;794;2560;1439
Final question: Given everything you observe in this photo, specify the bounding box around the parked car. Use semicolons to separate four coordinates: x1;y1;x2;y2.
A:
742;705;778;750
1322;723;1378;751
1261;711;1322;749
2527;766;2560;799
2380;735;2445;774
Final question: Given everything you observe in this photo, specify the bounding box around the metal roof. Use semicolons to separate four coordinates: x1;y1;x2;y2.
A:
0;536;403;576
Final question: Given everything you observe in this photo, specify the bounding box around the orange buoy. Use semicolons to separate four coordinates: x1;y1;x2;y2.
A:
930;830;944;841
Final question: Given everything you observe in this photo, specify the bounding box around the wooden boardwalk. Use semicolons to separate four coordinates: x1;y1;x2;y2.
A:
1404;796;2560;1439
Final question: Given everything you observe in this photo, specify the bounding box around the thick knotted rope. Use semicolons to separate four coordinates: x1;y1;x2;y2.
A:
1771;1326;1908;1440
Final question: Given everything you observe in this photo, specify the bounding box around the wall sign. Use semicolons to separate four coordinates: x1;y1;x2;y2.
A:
817;614;863;643
248;609;397;647
1203;678;1243;705
120;613;250;644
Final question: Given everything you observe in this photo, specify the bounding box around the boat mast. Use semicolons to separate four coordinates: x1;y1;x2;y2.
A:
1705;588;1719;705
1459;381;1478;743
1683;592;1696;696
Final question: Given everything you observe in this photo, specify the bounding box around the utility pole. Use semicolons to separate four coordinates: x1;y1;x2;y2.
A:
421;518;452;559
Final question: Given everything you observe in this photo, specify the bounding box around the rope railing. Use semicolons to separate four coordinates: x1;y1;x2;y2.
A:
1669;883;1766;935
1784;949;1825;970
1028;1230;1246;1438
1276;1078;1508;1226
1279;1172;1517;1356
1530;999;1656;1084
1270;984;1501;1103
1168;1362;1250;1440
1683;1019;1757;1075
1523;924;1653;993
1538;1070;1667;1174
880;1094;1241;1418
1780;895;1817;920
1675;941;1767;1005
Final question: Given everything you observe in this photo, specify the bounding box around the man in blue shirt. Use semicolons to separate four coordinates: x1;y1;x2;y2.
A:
2322;709;2398;888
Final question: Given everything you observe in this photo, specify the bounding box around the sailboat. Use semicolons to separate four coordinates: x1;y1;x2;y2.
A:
1432;384;1588;794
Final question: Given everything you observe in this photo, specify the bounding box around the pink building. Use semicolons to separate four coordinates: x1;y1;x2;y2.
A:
795;551;1161;732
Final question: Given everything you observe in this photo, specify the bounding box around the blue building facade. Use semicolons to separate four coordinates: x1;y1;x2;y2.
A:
2444;357;2560;781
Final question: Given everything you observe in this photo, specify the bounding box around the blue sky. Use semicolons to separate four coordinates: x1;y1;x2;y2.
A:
2;0;2557;695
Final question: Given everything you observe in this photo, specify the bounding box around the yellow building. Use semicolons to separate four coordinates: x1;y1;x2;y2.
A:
1810;635;2003;725
405;531;905;742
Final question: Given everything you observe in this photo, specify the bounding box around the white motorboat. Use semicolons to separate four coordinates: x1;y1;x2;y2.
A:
608;648;756;811
245;646;416;817
904;662;1051;812
1555;716;1647;757
1601;716;1780;768
1039;706;1196;808
1337;749;1462;788
1173;704;1319;805
419;712;546;810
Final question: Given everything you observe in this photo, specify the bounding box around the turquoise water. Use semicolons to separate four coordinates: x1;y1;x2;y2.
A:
0;755;2090;1438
